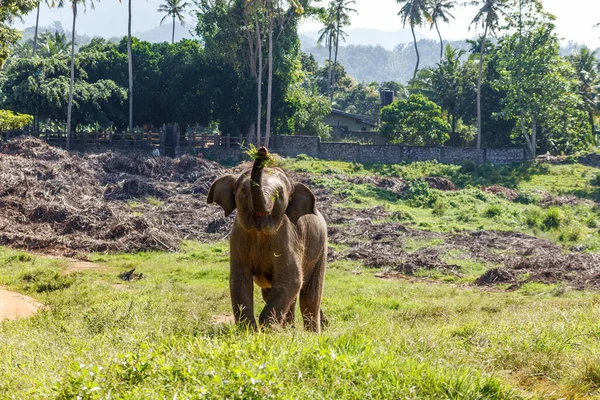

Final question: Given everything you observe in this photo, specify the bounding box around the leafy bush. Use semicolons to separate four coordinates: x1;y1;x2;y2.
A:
432;197;447;216
460;160;476;174
515;191;541;205
484;205;503;218
559;226;583;242
0;110;33;131
404;178;431;200
525;210;542;228
542;208;563;230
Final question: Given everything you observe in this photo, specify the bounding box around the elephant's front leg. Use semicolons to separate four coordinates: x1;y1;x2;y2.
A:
230;263;256;329
258;264;302;327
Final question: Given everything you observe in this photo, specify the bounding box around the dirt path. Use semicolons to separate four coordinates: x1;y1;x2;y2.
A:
0;288;45;321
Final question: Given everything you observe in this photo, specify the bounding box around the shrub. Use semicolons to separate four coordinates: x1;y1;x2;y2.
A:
432;197;447;216
525;210;542;228
404;178;431;200
542;207;563;230
591;174;600;187
586;218;598;229
460;160;476;174
484;205;503;218
515;191;541;205
559;226;583;242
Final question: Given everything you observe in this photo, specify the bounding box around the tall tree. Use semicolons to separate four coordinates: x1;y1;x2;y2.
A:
568;47;599;136
158;0;190;44
396;0;429;80
330;0;356;101
317;3;336;101
467;0;508;151
127;0;133;134
428;0;455;60
32;0;49;57
56;0;95;150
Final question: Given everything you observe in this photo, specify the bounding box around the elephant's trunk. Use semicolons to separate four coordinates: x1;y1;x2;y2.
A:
250;146;269;214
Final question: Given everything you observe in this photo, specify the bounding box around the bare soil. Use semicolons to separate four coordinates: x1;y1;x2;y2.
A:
0;288;45;321
1;138;600;291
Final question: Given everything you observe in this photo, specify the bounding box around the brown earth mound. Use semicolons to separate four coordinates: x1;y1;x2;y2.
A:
0;137;228;256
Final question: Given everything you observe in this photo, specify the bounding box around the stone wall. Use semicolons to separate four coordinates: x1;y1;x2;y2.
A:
184;135;529;165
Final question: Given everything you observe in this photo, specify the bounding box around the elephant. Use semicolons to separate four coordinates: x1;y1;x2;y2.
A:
207;147;327;332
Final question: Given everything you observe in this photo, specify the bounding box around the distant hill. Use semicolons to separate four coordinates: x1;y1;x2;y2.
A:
134;23;196;43
299;27;429;51
304;39;472;84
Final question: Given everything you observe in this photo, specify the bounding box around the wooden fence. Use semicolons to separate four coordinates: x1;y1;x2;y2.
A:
0;125;249;153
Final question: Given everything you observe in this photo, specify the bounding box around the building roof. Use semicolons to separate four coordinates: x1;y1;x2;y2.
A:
330;109;378;127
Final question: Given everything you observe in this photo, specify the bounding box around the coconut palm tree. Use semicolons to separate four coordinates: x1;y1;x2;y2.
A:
428;0;455;60
127;0;133;135
317;4;336;100
467;0;508;151
331;0;356;101
158;0;190;44
32;0;50;57
56;0;95;151
396;0;430;80
38;31;71;57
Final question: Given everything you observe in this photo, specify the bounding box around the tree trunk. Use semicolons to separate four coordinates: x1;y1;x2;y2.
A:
66;1;77;151
411;22;419;80
255;15;263;147
32;2;41;57
128;0;133;135
331;10;341;102
589;110;596;139
521;118;534;158
327;33;333;101
265;11;273;148
531;115;537;158
172;15;175;44
435;20;443;60
476;25;488;151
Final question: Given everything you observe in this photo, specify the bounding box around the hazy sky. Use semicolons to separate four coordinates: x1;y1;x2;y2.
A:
15;0;600;48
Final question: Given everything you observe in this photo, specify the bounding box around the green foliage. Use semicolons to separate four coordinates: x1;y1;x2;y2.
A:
460;160;477;174
405;178;431;200
514;191;541;205
0;0;36;65
1;55;127;129
542;207;563;231
496;5;592;155
484;204;503;218
287;86;332;138
380;94;450;145
0;109;33;131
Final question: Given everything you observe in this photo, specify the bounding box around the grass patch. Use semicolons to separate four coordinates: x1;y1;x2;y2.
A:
1;245;600;398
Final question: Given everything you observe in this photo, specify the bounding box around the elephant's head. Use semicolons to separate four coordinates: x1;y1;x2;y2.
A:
208;147;317;234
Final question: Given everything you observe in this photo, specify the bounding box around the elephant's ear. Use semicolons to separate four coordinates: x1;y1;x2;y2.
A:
207;175;237;217
286;183;316;224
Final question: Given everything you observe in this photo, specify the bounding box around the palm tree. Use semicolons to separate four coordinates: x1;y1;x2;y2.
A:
317;4;336;100
127;0;133;135
569;47;600;136
331;0;356;101
468;0;508;151
57;0;95;151
158;0;190;44
428;0;455;60
38;31;71;56
32;0;50;57
397;0;429;80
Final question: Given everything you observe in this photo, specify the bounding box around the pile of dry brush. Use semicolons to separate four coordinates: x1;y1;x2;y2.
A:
0;138;230;256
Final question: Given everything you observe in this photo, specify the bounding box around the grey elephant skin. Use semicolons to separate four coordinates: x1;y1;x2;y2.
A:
207;148;327;332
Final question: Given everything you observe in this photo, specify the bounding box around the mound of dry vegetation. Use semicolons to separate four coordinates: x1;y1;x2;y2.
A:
0;138;229;256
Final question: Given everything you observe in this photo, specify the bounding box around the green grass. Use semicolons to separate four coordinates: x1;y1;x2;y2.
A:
2;244;600;398
4;156;600;398
284;157;600;251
